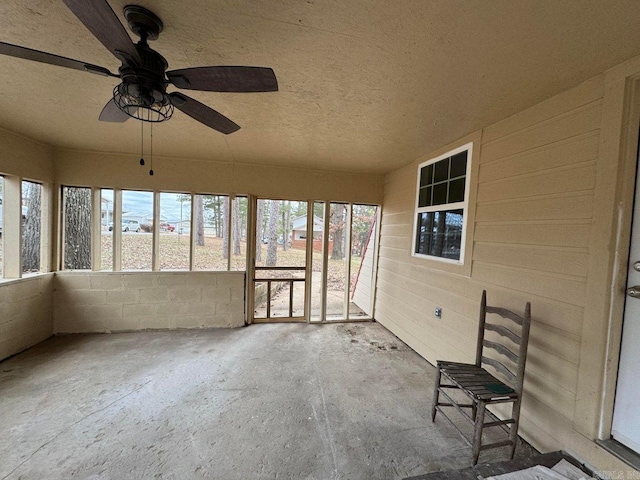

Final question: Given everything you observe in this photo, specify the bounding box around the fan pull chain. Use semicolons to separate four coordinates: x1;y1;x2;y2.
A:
149;122;154;176
139;121;145;166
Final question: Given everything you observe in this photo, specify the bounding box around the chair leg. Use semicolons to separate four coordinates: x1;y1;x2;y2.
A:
509;398;522;459
472;401;486;465
431;367;442;422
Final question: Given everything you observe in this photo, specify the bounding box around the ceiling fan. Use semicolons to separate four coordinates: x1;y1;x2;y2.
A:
0;0;278;135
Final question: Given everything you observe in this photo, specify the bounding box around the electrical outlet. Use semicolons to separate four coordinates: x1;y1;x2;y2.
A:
434;307;442;318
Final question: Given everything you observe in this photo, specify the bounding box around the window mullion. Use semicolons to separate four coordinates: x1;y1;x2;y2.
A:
91;187;101;271
4;176;22;278
113;189;122;271
152;191;160;271
189;193;195;271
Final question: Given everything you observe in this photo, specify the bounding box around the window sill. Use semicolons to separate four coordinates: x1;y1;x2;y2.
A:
0;272;53;285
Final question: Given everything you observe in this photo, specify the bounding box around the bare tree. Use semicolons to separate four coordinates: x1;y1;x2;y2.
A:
22;182;41;272
266;200;280;267
256;200;264;262
282;201;290;251
232;197;241;255
64;187;92;269
195;194;205;246
330;204;346;260
222;197;230;259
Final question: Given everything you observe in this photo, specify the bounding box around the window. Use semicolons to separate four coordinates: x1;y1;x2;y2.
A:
63;186;92;270
160;192;190;270
121;190;153;271
191;194;248;271
413;143;471;263
193;194;227;271
101;189;113;271
22;181;42;274
230;196;248;271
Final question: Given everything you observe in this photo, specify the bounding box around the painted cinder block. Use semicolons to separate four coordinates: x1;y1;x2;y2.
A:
217;274;244;288
215;301;243;315
229;286;245;301
106;290;140;305
122;274;156;288
200;286;231;302
168;286;202;303
139;287;169;303
185;302;217;316
55;273;92;290
155;273;200;286
229;313;246;327
67;289;107;306
90;274;124;290
123;303;156;317
54;306;93;333
89;304;123;321
45;272;246;334
105;316;140;332
172;315;202;329
162;302;191;317
138;315;171;330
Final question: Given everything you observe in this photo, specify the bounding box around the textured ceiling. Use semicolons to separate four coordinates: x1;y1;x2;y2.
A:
1;1;640;174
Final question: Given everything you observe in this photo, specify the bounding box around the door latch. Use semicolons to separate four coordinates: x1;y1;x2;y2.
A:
627;286;640;298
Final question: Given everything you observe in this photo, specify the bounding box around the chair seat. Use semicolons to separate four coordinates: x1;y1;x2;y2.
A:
437;360;517;402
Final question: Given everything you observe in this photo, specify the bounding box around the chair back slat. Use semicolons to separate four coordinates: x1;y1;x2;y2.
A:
481;356;516;383
483;339;518;363
485;306;524;326
484;323;520;344
477;291;532;395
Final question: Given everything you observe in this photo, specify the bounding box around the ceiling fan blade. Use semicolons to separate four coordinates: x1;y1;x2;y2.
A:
169;92;240;134
99;98;130;122
0;41;117;76
62;0;141;65
167;66;278;93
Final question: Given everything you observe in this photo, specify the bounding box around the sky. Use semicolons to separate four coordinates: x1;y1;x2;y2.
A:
101;190;190;222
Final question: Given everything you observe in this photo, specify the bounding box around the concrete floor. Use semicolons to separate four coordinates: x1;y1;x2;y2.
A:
0;322;536;479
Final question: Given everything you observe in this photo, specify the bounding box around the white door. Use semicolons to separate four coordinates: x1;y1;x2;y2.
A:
612;158;640;453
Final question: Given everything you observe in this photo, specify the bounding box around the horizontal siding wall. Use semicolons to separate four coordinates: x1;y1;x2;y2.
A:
0;275;54;361
376;76;605;458
54;272;245;333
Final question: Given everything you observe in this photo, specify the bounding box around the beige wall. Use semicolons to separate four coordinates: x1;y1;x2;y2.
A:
54;149;384;204
0;128;54;182
0;130;55;361
0;275;54;361
54;272;245;333
376;60;640;474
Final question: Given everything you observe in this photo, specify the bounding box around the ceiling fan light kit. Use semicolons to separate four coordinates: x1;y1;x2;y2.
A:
0;0;278;133
113;83;174;122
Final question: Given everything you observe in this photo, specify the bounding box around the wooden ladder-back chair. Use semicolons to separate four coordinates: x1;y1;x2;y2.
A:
431;290;531;465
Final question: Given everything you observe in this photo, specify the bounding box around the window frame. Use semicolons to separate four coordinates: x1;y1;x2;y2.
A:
60;185;94;271
411;141;473;265
21;179;44;275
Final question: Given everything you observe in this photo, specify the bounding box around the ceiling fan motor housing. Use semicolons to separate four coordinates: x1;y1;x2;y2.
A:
114;43;173;122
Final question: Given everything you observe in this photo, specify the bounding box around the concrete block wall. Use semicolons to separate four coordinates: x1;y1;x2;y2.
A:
54;271;245;333
0;274;54;360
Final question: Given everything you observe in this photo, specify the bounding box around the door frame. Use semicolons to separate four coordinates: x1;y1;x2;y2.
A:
592;73;640;465
248;197;311;324
245;198;381;324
